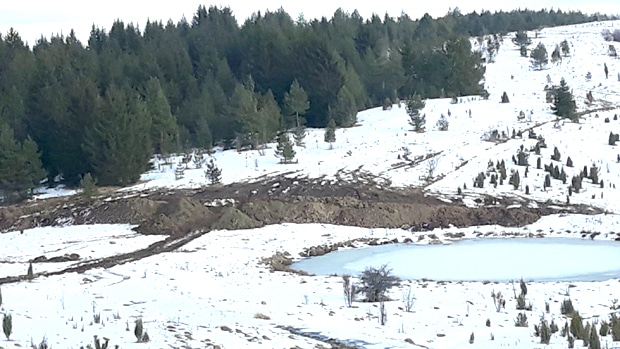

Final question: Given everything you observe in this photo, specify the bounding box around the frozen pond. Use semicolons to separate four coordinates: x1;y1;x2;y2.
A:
292;238;620;282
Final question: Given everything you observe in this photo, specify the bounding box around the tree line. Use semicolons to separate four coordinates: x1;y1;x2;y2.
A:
0;6;611;201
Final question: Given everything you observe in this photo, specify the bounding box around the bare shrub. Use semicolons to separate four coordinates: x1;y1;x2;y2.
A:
402;287;415;312
359;264;400;302
342;274;356;307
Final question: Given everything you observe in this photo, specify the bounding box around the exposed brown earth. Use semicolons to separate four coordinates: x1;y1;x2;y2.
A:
0;174;602;284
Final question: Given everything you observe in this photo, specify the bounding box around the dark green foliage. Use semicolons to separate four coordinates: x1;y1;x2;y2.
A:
571;175;582;193
0;122;46;203
0;8;606;189
609;132;619;145
134;318;143;342
324;119;336;148
590;324;601;349
83;85;152;186
204;158;222;185
474;172;486;188
561;39;570;56
79;172;98;198
530;42;548;70
611;313;620;341
567;156;573;167
517;151;528;166
144;77;178;155
516;293;531;310
599;320;609;337
550;78;577;121
515;312;528;327
560;168;567;184
274;133;296;164
2;313;11;340
520;45;528;57
519;278;527;296
406;94;426;132
436;114;449;131
469;332;474;344
561;298;574;315
283;79;310;129
501;92;510;103
512;31;532;47
551;146;561;161
539;318;551;344
27;262;33;280
589;165;599;184
570;312;585;340
537;157;542;169
292;125;307;147
550;318;559;333
511;170;520;190
544;174;551;188
359;264;400;302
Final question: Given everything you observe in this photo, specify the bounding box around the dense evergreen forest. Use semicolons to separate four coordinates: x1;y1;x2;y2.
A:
0;6;613;200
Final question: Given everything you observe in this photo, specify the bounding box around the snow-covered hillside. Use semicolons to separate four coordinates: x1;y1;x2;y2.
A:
7;20;620;349
119;20;620;215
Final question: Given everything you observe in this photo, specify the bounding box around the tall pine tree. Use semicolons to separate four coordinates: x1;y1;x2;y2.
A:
83;85;153;186
0;122;46;202
283;79;309;129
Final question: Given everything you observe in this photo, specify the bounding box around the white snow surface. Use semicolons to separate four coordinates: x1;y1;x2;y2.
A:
113;20;620;215
2;216;620;348
9;20;620;349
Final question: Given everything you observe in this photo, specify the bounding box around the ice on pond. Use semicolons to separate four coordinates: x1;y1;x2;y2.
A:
292;237;620;282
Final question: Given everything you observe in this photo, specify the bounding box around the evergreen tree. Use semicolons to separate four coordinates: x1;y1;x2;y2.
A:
292;125;307;147
143;77;178;155
436;114;449;131
283;79;310;129
551;45;562;64
406;94;426;132
324;119;336;149
551;78;577;121
83;85;152;186
0;122;46;202
79;172;98;198
274;132;296;164
204;158;222;184
560;39;570;57
256;89;282;146
328;86;358;127
530;42;548;70
230;78;261;149
512;31;532;47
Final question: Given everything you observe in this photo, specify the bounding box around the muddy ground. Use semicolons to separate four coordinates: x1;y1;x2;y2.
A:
0;174;601;284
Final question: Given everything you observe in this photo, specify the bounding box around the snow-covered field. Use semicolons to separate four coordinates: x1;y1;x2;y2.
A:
4;20;620;349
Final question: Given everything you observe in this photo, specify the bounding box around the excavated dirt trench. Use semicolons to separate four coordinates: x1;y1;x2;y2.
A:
0;175;602;284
